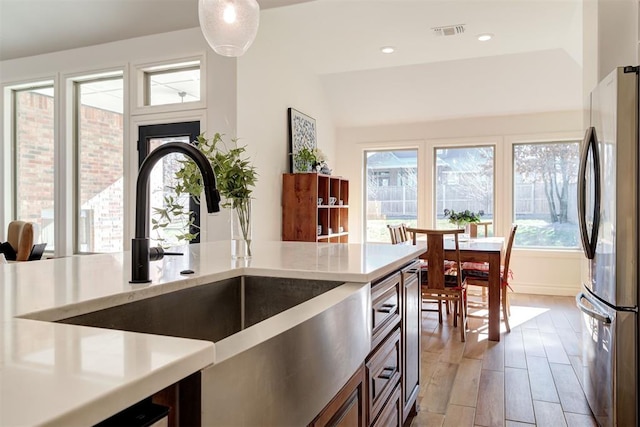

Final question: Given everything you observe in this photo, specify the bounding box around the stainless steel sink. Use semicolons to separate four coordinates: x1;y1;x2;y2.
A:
58;275;371;426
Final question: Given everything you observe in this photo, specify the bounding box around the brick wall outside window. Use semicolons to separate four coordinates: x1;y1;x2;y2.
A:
16;92;124;252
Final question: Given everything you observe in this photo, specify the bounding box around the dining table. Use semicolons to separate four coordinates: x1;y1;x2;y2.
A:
406;229;505;342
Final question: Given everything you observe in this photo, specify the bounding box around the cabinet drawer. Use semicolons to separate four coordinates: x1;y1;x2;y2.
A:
310;365;366;427
366;327;401;423
371;272;401;349
371;384;401;427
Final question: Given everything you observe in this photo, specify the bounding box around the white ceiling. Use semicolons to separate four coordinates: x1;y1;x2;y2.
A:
0;0;585;127
0;0;310;61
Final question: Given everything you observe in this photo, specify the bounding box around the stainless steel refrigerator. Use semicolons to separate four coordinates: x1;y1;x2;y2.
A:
576;65;638;427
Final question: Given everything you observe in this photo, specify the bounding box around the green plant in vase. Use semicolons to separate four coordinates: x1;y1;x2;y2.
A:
294;147;328;172
152;133;257;257
443;208;484;231
294;146;316;172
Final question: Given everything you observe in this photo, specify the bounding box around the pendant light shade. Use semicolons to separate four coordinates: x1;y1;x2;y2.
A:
198;0;260;57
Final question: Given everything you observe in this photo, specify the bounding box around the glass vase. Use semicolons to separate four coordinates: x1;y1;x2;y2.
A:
230;197;252;259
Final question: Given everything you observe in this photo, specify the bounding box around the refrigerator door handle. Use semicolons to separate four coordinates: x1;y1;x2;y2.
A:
576;291;612;324
577;126;601;259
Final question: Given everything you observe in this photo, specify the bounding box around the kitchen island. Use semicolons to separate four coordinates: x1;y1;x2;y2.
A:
0;240;424;426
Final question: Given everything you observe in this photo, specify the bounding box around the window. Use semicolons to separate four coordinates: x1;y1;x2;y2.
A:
435;146;494;229
14;84;55;248
513;141;580;248
147;136;193;248
137;121;201;248
144;61;200;106
75;76;124;253
365;150;418;242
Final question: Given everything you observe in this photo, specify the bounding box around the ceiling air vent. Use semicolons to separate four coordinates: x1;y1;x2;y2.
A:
432;24;466;37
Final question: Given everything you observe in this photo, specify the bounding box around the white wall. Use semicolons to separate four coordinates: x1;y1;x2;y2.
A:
236;7;337;242
597;0;639;80
336;110;586;296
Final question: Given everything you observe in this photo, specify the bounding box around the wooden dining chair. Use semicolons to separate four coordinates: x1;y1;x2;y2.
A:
462;224;518;332
469;221;492;238
387;223;409;244
5;220;35;261
408;228;467;342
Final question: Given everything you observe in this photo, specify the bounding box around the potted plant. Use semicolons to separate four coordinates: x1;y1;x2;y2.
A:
443;208;484;230
294;147;328;173
152;133;257;258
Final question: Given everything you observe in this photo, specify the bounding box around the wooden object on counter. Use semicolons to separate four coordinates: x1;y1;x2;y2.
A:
282;173;349;243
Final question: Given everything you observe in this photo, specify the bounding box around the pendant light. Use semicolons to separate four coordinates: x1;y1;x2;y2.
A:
198;0;260;57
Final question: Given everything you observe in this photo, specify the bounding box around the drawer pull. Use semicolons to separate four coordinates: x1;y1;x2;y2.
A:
377;303;397;314
379;366;397;380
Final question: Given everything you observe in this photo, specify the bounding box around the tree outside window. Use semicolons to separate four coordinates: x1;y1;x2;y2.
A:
513;141;580;248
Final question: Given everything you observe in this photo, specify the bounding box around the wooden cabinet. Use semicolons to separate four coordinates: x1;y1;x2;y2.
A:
401;263;421;422
310;365;366;427
366;327;401;424
365;261;421;426
282;173;349;243
370;272;401;351
371;385;401;427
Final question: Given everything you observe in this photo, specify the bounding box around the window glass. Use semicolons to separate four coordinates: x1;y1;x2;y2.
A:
513;141;580;248
145;63;200;106
15;85;55;248
435;146;494;230
365;150;418;242
77;77;124;253
148;136;192;248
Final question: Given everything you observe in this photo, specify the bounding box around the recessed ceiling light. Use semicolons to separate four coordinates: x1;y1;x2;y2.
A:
380;46;395;54
477;33;493;42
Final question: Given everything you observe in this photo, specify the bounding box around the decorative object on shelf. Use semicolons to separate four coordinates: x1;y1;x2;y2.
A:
288;108;317;173
294;147;316;172
151;133;257;258
293;146;330;174
443;209;484;237
319;162;332;175
198;0;260;57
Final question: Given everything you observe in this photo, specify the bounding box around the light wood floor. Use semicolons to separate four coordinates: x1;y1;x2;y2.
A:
409;293;598;427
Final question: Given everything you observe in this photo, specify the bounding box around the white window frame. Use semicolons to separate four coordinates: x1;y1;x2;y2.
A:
507;132;583;252
1;78;57;246
426;136;503;232
130;55;207;116
70;70;126;254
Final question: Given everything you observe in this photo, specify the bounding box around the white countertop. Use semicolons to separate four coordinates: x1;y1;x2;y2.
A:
0;240;423;427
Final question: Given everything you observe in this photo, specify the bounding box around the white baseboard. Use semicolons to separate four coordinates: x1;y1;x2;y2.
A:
511;282;580;297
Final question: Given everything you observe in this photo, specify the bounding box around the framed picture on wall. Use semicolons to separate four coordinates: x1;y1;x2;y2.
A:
288;108;317;173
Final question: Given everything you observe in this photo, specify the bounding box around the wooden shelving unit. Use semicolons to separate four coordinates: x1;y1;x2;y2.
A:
282;173;349;243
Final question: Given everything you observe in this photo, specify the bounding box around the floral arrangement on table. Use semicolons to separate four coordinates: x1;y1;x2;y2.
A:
443;209;484;229
294;147;330;173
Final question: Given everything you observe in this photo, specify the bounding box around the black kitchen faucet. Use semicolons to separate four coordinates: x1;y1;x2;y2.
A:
130;142;220;283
